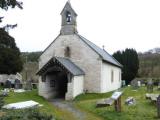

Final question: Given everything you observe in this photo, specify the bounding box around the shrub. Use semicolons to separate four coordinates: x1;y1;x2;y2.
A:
0;108;53;120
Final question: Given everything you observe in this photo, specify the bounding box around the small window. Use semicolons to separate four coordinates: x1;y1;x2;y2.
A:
64;46;71;57
66;11;71;23
111;70;114;83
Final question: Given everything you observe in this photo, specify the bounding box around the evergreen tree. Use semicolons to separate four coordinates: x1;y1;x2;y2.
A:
0;0;23;74
0;28;23;74
113;48;139;84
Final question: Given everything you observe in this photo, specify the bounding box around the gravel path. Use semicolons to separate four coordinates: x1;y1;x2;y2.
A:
50;99;86;120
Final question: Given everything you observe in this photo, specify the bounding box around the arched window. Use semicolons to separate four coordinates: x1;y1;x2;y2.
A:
65;46;71;57
66;11;71;23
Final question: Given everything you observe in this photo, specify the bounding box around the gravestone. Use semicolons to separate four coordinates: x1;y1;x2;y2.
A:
122;80;126;87
24;81;32;90
4;80;11;88
147;79;153;93
131;79;139;89
157;95;160;118
15;79;22;89
111;91;123;112
138;81;141;87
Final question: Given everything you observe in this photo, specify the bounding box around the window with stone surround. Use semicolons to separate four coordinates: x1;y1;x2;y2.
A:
64;46;71;58
119;71;121;81
111;70;114;83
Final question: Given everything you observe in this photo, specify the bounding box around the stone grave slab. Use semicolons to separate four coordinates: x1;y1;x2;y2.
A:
96;98;114;107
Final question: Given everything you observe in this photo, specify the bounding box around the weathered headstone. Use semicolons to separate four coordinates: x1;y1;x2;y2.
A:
24;81;32;90
122;80;126;87
157;95;160;118
147;79;153;93
111;91;122;112
4;80;11;88
14;79;22;89
138;81;141;87
131;79;139;89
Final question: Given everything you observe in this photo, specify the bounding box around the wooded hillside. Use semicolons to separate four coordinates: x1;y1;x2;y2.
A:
138;52;160;78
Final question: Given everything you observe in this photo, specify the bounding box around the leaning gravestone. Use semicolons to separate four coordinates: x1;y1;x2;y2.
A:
157;95;160;118
147;79;153;93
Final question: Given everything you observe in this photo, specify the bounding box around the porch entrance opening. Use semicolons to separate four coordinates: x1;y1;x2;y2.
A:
56;72;68;98
48;70;68;99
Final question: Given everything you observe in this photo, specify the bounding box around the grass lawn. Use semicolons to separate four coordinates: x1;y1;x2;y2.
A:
2;86;160;120
75;86;160;120
2;89;75;120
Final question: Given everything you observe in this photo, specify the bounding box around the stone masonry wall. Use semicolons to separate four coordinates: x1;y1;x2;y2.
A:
39;34;102;93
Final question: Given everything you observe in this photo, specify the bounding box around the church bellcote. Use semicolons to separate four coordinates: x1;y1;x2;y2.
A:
60;1;78;35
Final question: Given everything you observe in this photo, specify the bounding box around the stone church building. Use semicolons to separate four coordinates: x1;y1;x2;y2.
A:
37;1;122;100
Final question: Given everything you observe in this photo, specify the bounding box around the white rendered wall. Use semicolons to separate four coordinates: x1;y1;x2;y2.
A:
72;75;84;98
101;62;121;93
38;75;56;99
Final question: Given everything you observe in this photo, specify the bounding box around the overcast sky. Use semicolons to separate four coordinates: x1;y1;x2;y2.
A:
1;0;160;54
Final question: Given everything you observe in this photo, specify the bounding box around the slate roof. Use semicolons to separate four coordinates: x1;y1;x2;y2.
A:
37;57;85;76
56;57;85;75
77;34;122;68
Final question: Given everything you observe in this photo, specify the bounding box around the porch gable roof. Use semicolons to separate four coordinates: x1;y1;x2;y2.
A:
37;57;85;76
